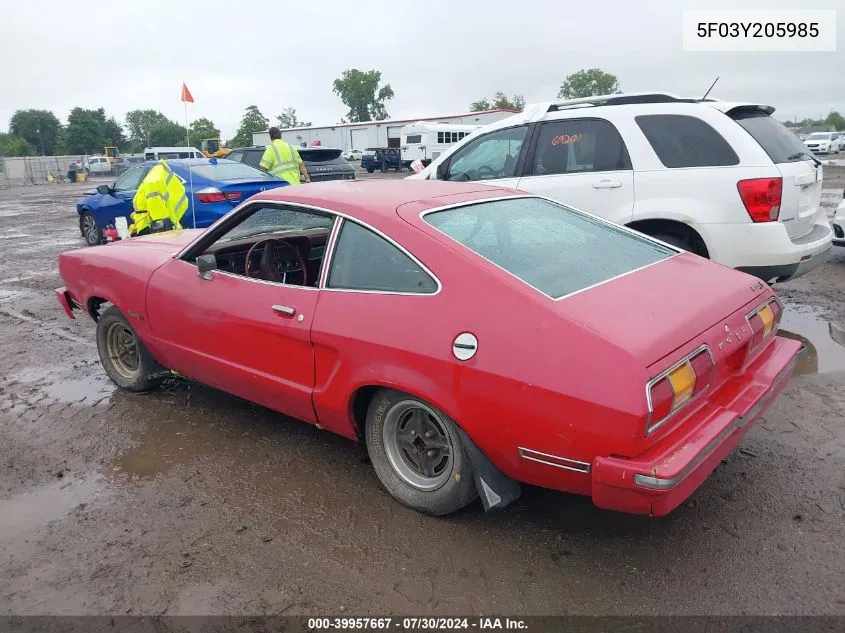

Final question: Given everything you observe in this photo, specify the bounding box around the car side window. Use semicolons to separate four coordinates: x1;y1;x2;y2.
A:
529;118;632;176
227;151;244;163
635;114;740;168
444;125;529;181
113;166;149;192
327;221;437;294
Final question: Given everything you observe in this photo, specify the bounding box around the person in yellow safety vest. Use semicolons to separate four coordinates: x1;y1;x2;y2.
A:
259;127;311;185
129;159;190;236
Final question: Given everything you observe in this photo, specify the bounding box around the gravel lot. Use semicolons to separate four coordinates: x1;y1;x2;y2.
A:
1;169;844;617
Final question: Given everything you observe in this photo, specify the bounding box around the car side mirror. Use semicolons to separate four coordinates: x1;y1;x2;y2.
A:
435;162;448;180
196;254;217;280
96;184;111;195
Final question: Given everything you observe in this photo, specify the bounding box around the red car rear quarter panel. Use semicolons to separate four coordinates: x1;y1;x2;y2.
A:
311;221;649;492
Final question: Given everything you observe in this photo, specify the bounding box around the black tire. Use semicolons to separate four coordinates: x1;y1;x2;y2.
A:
366;167;375;173
652;232;697;254
80;211;103;246
365;389;477;516
96;306;164;392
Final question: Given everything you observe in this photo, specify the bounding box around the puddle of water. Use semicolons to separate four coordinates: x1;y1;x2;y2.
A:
42;377;115;405
0;477;105;542
6;366;115;406
778;303;845;375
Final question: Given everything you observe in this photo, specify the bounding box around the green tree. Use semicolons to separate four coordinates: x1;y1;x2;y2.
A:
0;132;36;157
149;120;188;147
277;107;311;129
102;116;127;149
558;68;620;99
230;105;269;147
825;111;845;131
188;117;221;147
125;109;169;149
469;98;492;112
9;109;62;155
470;93;525;112
63;108;107;154
332;69;394;122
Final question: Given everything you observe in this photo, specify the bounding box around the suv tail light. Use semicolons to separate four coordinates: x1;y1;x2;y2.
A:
737;178;782;222
646;347;715;435
195;187;242;203
746;298;782;351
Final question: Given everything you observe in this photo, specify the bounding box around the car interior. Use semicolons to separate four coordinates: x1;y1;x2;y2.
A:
203;227;331;287
192;205;336;287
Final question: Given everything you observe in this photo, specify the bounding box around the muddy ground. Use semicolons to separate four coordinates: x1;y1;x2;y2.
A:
0;170;844;618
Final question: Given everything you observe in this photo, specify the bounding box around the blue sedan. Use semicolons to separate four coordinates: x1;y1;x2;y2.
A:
76;158;288;245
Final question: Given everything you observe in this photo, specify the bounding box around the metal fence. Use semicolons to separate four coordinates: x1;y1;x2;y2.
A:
0;155;94;187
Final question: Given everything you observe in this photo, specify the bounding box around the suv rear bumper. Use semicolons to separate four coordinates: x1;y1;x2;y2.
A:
698;220;833;283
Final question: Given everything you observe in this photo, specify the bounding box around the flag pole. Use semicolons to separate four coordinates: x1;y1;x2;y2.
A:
182;83;196;229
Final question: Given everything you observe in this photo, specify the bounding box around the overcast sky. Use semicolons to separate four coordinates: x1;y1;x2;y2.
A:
1;0;841;140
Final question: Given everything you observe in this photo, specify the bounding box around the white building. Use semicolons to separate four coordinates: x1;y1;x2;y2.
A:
252;109;517;152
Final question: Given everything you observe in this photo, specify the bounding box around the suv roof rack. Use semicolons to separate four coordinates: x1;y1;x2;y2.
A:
546;92;685;112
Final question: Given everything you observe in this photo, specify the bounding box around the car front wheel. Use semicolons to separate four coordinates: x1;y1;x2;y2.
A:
96;306;165;392
80;211;103;246
366;389;478;515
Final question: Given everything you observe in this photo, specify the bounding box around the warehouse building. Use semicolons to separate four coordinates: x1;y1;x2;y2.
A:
252;109;517;152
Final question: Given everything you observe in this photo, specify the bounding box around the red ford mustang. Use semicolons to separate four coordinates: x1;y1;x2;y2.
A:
56;180;801;516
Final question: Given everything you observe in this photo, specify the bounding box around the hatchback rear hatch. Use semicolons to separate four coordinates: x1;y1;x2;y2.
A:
719;104;823;240
299;148;354;181
190;162;286;209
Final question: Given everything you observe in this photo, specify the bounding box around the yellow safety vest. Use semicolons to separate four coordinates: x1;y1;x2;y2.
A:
259;139;302;185
130;160;189;235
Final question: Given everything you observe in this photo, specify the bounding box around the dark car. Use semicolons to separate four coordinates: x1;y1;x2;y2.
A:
227;146;355;182
361;148;405;173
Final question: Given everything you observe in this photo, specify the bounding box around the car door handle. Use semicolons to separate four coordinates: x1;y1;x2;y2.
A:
271;305;296;317
592;180;622;189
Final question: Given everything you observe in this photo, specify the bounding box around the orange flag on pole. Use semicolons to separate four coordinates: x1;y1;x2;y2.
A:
181;82;194;103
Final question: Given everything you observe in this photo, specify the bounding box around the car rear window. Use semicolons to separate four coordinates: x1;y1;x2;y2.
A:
192;163;275;181
730;110;811;164
636;114;739;168
424;197;675;299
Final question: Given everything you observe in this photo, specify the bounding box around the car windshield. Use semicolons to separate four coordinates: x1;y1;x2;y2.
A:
219;206;334;243
191;163;276;181
807;133;832;140
424;197;676;299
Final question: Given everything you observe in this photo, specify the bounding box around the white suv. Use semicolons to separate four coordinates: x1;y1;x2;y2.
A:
409;93;832;283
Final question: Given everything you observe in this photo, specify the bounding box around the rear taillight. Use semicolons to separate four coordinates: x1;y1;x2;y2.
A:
746;298;782;350
646;347;715;435
737;177;782;222
195;187;242;203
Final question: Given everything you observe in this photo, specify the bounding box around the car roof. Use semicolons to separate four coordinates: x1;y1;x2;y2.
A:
141;158;235;167
249;180;519;230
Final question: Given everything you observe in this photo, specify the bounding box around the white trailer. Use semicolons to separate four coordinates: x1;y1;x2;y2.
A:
400;122;481;165
252;109;517;154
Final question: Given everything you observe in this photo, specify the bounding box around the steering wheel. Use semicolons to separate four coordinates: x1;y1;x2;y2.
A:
244;238;308;286
475;165;498;179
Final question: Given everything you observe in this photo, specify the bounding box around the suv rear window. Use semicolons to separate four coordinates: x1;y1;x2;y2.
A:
298;148;344;164
730;111;810;164
424;197;674;299
636;114;739;168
